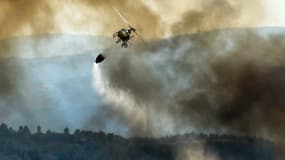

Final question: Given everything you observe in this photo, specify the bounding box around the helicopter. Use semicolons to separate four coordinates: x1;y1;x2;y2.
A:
112;8;144;48
95;8;144;64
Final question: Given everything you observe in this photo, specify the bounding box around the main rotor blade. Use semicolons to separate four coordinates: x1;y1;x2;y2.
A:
113;8;129;26
134;31;145;43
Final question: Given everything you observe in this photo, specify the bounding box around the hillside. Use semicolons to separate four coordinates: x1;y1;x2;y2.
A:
0;124;283;160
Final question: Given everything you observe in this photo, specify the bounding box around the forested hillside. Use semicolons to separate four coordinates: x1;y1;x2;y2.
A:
0;123;283;160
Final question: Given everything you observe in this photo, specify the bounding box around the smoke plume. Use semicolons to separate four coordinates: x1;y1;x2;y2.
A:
0;0;265;38
93;28;285;140
171;0;264;35
0;0;54;39
1;0;282;141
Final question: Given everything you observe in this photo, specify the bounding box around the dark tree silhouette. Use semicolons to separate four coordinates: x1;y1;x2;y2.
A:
37;125;42;135
64;127;69;135
0;123;282;160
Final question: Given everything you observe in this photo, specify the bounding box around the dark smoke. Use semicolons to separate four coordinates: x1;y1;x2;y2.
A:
0;39;26;105
96;28;285;139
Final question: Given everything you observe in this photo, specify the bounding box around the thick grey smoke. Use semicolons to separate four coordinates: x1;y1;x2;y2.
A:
93;28;285;140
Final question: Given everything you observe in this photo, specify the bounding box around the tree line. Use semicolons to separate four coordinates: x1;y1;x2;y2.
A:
0;123;283;160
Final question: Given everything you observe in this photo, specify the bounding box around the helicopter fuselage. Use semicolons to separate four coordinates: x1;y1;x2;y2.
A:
117;29;130;41
113;27;136;48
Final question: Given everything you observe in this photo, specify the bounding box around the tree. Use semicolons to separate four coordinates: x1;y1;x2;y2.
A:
46;130;52;135
0;123;10;136
23;125;31;136
37;125;42;135
64;127;70;135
